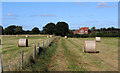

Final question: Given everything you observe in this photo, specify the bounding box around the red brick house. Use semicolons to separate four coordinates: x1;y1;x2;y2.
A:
73;27;89;34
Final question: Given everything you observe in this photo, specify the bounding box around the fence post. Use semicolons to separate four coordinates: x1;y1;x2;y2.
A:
47;40;49;47
42;40;44;47
21;50;23;70
37;43;39;54
37;42;39;48
49;39;51;45
0;52;2;72
33;45;36;59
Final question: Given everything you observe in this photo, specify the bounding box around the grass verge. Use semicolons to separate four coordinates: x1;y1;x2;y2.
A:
25;38;58;71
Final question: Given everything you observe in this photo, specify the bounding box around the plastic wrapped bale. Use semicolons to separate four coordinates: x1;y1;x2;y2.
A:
96;37;100;42
25;35;29;38
65;36;67;38
18;39;28;47
83;40;96;53
50;35;53;38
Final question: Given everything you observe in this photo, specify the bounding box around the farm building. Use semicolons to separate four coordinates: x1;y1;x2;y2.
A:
73;27;89;34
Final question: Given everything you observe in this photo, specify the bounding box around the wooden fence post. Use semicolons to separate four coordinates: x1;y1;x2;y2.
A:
33;45;36;59
0;52;2;72
21;50;23;69
37;42;39;55
42;40;44;47
47;40;49;47
37;42;39;48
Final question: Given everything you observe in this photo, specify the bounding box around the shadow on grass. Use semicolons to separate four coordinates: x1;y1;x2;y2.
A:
85;51;100;53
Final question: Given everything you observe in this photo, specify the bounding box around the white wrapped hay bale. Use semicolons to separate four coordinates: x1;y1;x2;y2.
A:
83;40;96;53
65;36;67;38
18;39;28;47
95;37;100;42
25;35;29;38
50;35;53;38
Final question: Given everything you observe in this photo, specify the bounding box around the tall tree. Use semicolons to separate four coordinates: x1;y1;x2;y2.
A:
91;26;96;32
54;22;69;36
108;27;115;30
0;25;4;35
15;26;24;34
100;28;106;31
31;27;40;34
4;25;17;35
43;22;55;34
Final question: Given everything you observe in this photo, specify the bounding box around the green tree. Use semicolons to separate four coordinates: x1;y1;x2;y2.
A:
100;28;106;31
67;30;74;37
91;26;96;32
4;25;17;35
54;22;69;36
15;26;24;34
107;27;115;30
43;22;55;34
31;27;40;34
24;30;31;34
89;32;96;37
0;25;4;35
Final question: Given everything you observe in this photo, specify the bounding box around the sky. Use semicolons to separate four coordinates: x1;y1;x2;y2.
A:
2;2;118;30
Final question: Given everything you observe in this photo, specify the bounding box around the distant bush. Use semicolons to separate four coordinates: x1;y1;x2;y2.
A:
81;34;89;38
96;33;103;37
73;34;81;38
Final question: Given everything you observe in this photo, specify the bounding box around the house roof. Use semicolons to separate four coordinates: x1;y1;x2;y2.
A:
79;27;89;30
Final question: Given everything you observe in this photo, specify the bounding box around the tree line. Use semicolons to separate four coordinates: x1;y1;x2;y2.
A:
0;21;69;36
0;21;119;37
70;26;120;38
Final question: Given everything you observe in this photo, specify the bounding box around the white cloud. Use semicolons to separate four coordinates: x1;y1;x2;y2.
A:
6;13;18;17
97;2;107;6
96;2;117;8
75;2;89;6
30;14;56;17
0;17;17;20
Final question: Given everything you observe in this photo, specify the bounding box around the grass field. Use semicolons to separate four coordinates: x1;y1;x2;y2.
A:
2;36;118;71
2;35;52;71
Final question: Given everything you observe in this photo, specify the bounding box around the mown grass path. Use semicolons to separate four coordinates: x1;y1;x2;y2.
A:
48;38;69;71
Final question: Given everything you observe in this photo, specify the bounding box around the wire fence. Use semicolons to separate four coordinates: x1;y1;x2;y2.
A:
1;36;60;71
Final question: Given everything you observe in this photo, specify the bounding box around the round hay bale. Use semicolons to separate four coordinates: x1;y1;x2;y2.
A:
25;35;29;38
47;36;49;38
83;40;96;53
64;36;67;38
18;39;28;47
50;35;53;38
96;37;100;42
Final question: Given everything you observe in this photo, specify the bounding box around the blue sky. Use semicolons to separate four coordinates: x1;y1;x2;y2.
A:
2;2;118;30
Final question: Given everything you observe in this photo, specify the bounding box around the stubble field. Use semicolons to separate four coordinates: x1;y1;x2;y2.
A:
2;35;118;71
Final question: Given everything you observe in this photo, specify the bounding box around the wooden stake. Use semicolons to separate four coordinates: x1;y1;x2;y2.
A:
37;42;39;48
42;40;44;47
33;45;36;59
21;50;23;69
37;43;39;54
